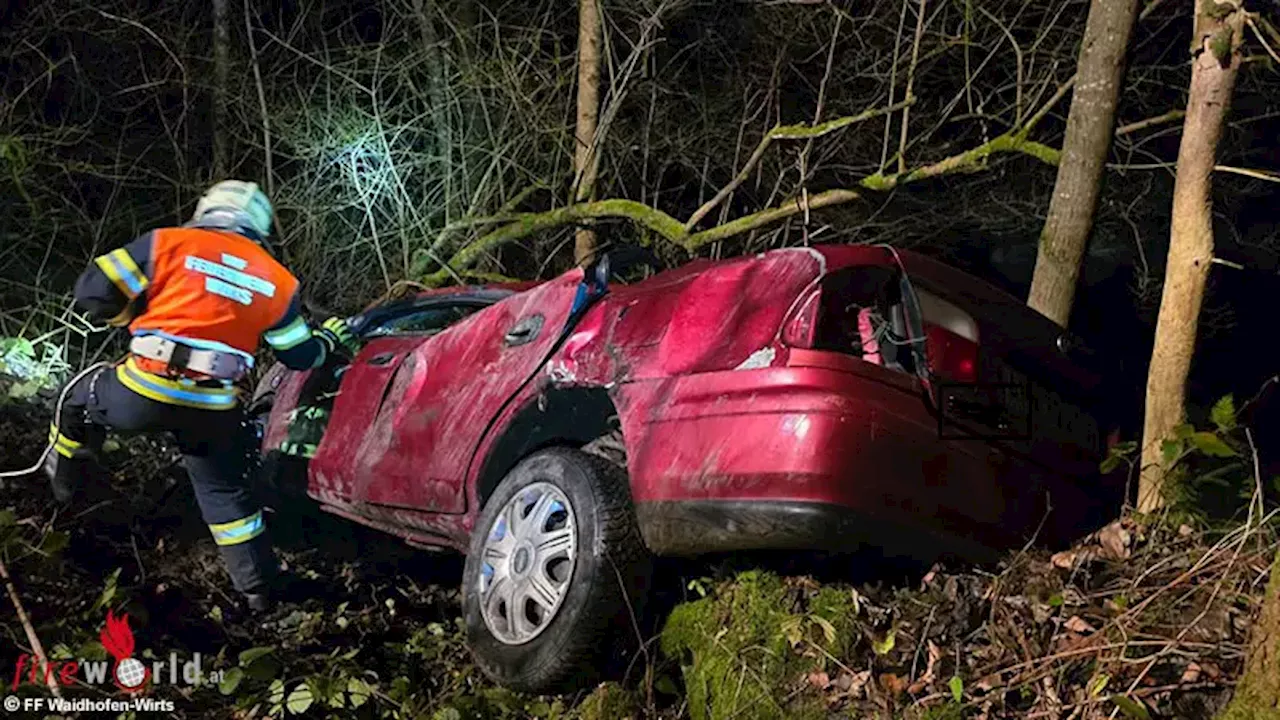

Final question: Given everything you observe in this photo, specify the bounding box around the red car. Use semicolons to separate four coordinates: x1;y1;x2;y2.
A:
253;246;1120;692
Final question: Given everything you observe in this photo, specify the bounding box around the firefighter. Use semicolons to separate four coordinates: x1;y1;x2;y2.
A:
44;180;356;613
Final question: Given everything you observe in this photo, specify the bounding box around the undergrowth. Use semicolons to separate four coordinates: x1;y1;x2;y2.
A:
1;396;1277;719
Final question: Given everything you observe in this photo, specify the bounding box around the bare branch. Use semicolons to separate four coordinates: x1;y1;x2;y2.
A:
684;98;914;231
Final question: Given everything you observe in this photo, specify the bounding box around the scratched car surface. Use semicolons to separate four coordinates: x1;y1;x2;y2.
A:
253;246;1121;692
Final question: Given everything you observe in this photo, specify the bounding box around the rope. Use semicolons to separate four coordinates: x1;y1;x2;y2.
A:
0;362;111;479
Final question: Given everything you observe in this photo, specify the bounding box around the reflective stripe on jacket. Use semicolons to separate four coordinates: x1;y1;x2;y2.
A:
128;228;300;356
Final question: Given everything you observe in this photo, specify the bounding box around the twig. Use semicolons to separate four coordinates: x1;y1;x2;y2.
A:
880;0;911;172
685;99;914;230
1139;0;1169;21
897;0;929;175
1021;74;1077;135
977;6;1024;127
1247;15;1280;65
1214;164;1280;183
0;555;63;697
243;0;274;198
1116;109;1186;136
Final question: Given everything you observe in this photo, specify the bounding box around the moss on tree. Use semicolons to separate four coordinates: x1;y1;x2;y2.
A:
658;570;855;720
1219;551;1280;720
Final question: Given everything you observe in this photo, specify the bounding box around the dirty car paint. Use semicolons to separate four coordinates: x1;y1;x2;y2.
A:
262;248;1118;557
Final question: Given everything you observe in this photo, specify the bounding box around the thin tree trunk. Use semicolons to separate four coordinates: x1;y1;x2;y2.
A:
1137;0;1245;513
1025;0;1139;326
212;0;230;179
410;0;454;220
572;0;603;266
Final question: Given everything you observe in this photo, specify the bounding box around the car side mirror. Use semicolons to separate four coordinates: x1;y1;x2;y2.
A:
592;252;611;291
566;254;611;327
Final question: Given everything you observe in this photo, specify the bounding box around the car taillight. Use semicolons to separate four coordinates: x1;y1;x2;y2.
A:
925;324;979;383
782;288;820;348
918;290;980;383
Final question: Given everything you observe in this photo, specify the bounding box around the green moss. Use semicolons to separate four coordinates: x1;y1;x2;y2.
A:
573;682;637;720
1218;552;1280;720
919;702;967;720
659;570;854;720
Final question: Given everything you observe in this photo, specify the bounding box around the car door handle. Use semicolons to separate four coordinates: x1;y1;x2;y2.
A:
504;314;544;347
367;352;398;366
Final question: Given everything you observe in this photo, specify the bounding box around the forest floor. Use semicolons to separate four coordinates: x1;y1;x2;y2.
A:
0;400;1275;720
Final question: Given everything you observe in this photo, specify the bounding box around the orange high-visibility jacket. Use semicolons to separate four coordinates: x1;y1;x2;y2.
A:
75;227;328;380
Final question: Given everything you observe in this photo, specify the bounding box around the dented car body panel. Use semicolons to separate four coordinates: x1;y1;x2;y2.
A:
260;247;1120;558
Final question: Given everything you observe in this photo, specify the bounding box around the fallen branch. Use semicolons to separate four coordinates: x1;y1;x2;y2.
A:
684;98;915;230
416;189;866;285
860;131;1062;191
0;555;62;697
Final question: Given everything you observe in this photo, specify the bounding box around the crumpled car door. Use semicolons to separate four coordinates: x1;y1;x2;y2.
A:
350;270;583;515
306;335;422;504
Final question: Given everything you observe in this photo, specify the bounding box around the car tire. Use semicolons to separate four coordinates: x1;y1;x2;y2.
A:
462;447;651;694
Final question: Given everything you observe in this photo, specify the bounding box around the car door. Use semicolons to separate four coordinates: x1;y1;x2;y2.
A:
307;298;496;503
351;271;583;515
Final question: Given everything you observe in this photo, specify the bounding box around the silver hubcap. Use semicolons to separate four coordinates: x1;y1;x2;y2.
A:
478;482;577;645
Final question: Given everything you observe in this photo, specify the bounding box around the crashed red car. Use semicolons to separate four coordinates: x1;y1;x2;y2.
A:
252;246;1120;692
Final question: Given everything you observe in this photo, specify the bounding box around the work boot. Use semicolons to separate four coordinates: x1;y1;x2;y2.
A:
42;447;102;504
243;591;273;614
239;572;327;619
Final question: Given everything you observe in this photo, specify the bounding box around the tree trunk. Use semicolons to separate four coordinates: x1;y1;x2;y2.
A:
1025;0;1139;326
1220;552;1280;719
572;0;603;266
410;0;454;222
212;0;230;179
1137;0;1245;513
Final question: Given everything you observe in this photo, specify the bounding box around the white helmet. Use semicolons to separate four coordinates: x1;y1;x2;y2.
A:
190;180;274;240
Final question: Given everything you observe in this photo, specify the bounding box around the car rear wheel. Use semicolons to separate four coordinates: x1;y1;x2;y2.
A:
462;447;650;693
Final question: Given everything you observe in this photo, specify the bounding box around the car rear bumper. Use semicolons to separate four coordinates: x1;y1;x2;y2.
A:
617;363;1118;554
634;499;999;562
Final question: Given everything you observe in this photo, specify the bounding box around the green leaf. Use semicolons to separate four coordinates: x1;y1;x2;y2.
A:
1048;594;1064;608
92;568;122;612
948;676;964;702
267;679;285;705
286;683;313;714
1114;694;1153;718
238;646;276;667
7;380;40;400
781;616;804;648
1189;432;1237;458
0;509;15;528
1173;423;1196;440
1211;395;1237;432
347;677;372;709
811;615;838;645
1161;439;1183;465
1100;454;1123;475
872;626;897;656
1088;673;1110;698
39;531;69;555
433;709;463;720
218;668;244;696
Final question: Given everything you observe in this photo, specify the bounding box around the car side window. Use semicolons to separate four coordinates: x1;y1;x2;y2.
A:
364;303;485;338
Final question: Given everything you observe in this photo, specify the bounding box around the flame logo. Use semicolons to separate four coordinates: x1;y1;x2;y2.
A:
100;610;149;692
